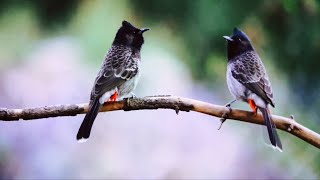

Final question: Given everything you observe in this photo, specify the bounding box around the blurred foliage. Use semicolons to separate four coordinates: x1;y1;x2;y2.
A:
1;0;319;111
0;0;319;179
129;0;320;113
0;0;78;29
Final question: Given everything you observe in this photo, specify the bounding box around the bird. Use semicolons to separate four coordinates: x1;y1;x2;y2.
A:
223;28;282;151
76;20;150;142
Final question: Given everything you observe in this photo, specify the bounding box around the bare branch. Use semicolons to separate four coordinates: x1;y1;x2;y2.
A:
0;95;319;149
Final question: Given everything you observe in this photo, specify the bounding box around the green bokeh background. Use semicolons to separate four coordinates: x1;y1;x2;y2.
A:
0;0;319;179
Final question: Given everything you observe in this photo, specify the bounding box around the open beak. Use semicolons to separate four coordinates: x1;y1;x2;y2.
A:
139;28;150;34
223;36;233;41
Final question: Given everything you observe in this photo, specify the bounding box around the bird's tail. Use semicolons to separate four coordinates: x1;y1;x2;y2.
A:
76;99;102;142
258;107;283;151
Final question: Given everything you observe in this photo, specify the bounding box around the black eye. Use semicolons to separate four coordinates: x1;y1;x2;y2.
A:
238;38;242;42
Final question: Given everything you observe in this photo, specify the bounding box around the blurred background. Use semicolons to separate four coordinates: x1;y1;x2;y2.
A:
0;0;319;179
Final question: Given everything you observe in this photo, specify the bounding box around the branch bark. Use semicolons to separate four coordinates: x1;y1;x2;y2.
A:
0;95;319;149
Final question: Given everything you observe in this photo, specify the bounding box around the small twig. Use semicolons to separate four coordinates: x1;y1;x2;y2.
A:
288;114;296;132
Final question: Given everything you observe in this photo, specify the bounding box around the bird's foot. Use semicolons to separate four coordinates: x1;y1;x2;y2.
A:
253;107;258;116
218;103;232;130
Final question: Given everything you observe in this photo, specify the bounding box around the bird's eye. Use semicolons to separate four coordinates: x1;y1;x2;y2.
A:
238;38;242;42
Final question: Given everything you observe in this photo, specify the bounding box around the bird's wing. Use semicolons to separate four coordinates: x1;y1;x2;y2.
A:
231;51;275;107
90;46;139;101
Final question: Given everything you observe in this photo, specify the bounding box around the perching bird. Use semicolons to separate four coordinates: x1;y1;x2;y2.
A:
223;28;282;151
77;20;149;142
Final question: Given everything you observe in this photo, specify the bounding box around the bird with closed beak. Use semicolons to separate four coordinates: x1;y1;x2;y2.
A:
77;20;150;142
223;28;282;151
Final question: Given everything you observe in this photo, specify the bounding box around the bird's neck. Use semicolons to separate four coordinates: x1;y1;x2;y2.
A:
112;43;141;53
112;42;142;52
227;45;253;61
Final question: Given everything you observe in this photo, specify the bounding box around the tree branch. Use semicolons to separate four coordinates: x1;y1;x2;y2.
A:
0;95;319;149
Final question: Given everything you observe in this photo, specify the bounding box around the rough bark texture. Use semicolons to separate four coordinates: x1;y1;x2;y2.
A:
0;105;84;121
0;95;319;149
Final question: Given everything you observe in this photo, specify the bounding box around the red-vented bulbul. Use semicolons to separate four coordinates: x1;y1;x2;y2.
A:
223;28;282;151
77;21;149;142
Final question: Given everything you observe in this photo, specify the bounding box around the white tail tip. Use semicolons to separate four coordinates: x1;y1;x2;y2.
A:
77;138;88;143
265;143;283;152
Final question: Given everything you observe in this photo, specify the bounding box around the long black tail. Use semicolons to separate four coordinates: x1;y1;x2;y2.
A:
259;107;282;151
76;99;102;142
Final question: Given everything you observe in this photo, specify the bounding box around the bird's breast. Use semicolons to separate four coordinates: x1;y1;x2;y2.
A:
117;70;141;99
226;64;246;101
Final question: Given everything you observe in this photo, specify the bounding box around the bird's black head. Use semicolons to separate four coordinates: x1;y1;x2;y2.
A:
223;28;254;60
113;20;150;51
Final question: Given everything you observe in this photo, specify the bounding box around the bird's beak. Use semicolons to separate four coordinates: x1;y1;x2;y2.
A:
139;28;150;34
223;36;233;41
